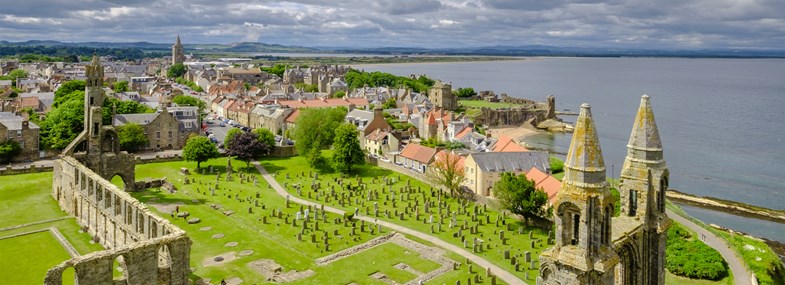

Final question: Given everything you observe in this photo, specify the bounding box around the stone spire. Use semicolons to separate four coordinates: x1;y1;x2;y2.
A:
176;34;181;45
626;94;663;161
563;103;608;192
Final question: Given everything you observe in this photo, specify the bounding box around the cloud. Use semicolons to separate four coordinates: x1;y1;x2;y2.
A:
0;0;782;49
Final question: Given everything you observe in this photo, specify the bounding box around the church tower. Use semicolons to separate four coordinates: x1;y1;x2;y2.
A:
537;103;619;285
172;35;185;65
618;95;671;285
84;54;106;155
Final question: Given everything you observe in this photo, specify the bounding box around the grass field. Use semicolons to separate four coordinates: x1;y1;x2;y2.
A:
128;157;483;284
0;172;103;284
261;151;547;282
459;100;523;109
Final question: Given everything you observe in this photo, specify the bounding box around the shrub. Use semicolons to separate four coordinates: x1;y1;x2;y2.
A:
666;223;729;280
549;156;564;174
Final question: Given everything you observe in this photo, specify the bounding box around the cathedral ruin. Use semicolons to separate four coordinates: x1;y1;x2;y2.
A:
537;95;671;285
45;55;192;284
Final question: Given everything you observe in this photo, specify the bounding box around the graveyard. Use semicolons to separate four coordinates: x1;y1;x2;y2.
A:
125;156;513;284
261;152;551;283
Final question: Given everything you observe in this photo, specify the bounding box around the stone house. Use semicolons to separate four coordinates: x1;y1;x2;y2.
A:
345;107;390;137
428;81;457;111
397;143;438;173
218;68;270;86
249;105;292;135
113;106;199;150
418;107;455;140
327;78;347;97
462;151;550;196
364;129;400;157
283;109;300;133
0;112;39;161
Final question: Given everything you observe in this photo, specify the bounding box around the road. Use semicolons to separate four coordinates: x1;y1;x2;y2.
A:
666;209;753;285
252;160;528;285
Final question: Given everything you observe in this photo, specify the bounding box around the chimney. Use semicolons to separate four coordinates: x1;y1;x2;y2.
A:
373;105;383;119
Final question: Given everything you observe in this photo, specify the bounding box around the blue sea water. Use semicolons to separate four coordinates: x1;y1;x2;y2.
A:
358;58;785;241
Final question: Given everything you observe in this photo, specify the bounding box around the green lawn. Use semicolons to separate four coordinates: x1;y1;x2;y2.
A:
0;172;104;284
459;100;523;109
665;270;734;285
262;152;548;282
0;232;75;285
129;157;479;284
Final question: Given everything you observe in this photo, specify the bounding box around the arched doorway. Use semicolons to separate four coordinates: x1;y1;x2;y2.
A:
615;242;639;285
113;255;128;284
157;245;172;285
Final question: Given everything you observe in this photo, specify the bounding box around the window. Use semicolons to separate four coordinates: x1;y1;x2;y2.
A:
168;131;172;138
629;189;638;216
572;214;580;245
156;132;160;139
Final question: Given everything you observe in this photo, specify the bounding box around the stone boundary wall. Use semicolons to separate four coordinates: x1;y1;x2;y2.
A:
271;145;297;157
471;107;547;127
0;164;53;176
45;156;191;285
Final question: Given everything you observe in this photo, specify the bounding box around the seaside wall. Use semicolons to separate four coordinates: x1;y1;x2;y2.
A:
46;156;191;285
471;107;548;127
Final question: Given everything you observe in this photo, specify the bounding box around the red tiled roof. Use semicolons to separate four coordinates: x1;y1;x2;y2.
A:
366;129;390;142
455;127;472;139
278;98;368;109
20;97;39;108
400;143;438;164
493;135;529;152
526;167;561;204
434;150;465;170
285;109;300;123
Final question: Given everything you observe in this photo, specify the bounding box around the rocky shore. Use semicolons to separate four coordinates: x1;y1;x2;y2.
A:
666;189;785;224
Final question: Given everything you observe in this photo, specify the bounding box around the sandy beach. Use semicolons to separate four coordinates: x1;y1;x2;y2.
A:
486;121;544;141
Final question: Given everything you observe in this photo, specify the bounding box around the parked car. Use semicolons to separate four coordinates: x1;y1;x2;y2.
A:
219;122;225;127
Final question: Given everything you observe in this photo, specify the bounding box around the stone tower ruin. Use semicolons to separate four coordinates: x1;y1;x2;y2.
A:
538;95;670;285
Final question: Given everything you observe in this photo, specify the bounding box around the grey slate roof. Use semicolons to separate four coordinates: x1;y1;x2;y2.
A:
0;112;39;130
468;151;550;173
20;92;55;110
114;113;159;126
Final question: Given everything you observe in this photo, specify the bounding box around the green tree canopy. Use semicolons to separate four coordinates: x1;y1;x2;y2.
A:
167;63;186;78
5;69;28;86
183;136;219;169
253;128;276;149
0;140;22;163
344;69;435;93
172;95;206;110
38;92;84;149
293;107;348;166
492;172;549;223
113;80;129;93
226;131;271;168
260;64;288;77
117;123;148;152
333;90;346;98
101;97;155;125
54;80;85;107
331;123;364;173
224;128;243;147
455;87;477;98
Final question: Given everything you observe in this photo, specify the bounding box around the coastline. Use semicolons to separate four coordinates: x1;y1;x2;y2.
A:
667;189;785;224
486;121;544;142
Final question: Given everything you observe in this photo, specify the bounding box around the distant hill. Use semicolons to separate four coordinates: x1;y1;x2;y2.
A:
1;40;784;58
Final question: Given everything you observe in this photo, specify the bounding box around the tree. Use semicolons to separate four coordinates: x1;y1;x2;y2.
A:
382;98;397;109
492;172;548;223
427;151;466;197
455;87;477;98
224;128;243;147
167;63;186;78
253;128;276;149
6;69;27;86
172;95;206;110
0;140;22;163
333;90;346;98
102;97;155;125
54;80;85;107
117;123;147;152
113;80;129;93
183;136;219;169
226;132;270;168
38;94;84;149
293;107;348;166
331;123;364;173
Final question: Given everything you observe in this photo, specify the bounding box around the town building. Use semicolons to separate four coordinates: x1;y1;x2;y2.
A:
428;81;458;111
462;151;550;196
397;143;438;173
0;112;39;161
172;35;185;65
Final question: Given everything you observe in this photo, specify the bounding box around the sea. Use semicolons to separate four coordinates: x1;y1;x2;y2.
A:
356;57;785;242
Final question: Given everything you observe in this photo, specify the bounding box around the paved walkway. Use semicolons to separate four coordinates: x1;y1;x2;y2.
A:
666;209;753;285
252;161;527;285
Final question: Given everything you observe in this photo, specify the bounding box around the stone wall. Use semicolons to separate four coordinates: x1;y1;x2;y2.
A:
46;156;191;285
471;107;547;127
271;145;297;157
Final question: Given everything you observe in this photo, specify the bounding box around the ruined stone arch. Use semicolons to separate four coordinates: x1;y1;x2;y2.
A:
556;202;581;246
615;241;640;285
61;265;77;284
157;244;173;284
102;129;120;154
110;172;135;193
659;169;669;213
113;254;129;283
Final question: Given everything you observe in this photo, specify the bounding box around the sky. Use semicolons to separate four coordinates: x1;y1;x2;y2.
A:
1;0;784;49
